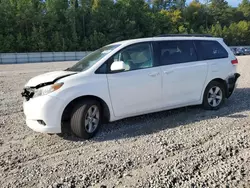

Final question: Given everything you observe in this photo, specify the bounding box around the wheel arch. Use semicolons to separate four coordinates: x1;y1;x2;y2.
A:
61;95;111;132
203;78;228;99
209;78;227;90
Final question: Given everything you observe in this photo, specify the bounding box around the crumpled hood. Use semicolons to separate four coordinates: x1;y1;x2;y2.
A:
25;71;76;88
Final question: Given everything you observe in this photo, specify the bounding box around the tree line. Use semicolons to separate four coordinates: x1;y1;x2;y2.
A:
0;0;250;53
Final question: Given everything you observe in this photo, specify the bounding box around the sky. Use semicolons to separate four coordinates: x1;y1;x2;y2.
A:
186;0;242;7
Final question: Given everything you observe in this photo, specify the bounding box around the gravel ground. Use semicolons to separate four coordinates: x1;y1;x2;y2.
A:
0;57;250;188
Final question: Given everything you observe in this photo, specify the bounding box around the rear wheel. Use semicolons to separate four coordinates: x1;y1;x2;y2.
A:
70;100;101;139
202;81;225;110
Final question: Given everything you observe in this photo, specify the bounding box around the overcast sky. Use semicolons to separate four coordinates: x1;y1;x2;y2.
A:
225;0;241;6
186;0;242;7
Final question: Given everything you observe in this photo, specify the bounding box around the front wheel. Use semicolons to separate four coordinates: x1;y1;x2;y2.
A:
70;100;101;139
202;81;225;110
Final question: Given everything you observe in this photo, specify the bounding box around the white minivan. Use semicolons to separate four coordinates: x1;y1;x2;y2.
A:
21;35;240;139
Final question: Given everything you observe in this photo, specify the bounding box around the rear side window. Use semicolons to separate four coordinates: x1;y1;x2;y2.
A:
194;40;228;60
159;40;197;65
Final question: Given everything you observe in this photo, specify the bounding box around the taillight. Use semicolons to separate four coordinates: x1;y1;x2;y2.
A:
231;59;238;65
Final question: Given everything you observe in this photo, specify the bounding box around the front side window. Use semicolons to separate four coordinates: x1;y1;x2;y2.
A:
194;40;228;60
66;44;120;72
109;43;154;72
159;40;197;65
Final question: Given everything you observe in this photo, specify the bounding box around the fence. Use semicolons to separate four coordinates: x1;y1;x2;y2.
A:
0;46;249;64
0;51;92;64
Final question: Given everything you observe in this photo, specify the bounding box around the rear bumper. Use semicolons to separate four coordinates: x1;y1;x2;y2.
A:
226;73;240;98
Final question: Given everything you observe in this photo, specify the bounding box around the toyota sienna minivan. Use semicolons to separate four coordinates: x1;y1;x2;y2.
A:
21;34;240;139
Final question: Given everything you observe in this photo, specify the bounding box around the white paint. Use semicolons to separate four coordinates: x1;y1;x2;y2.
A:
110;61;126;72
25;71;76;87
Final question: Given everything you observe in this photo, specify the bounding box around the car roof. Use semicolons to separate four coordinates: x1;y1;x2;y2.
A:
110;36;223;46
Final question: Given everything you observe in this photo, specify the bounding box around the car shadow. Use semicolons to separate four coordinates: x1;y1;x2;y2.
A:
61;88;250;142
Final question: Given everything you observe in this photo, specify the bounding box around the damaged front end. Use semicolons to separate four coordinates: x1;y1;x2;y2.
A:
21;87;35;101
21;72;76;101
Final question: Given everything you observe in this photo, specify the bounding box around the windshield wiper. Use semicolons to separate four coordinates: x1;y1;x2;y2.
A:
64;67;71;71
65;67;82;72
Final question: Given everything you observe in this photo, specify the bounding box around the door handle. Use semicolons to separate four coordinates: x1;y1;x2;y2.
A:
164;70;174;75
148;72;159;77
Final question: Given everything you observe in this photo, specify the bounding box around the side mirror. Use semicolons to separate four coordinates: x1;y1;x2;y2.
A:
110;61;126;72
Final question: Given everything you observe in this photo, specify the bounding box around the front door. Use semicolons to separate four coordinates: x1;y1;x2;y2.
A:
107;42;162;117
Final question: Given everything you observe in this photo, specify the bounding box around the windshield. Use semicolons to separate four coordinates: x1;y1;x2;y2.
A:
66;44;120;72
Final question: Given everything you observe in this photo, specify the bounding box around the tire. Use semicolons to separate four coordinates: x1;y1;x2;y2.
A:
70;99;101;139
202;81;225;110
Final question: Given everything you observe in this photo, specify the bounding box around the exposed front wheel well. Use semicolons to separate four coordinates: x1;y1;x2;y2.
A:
61;95;110;133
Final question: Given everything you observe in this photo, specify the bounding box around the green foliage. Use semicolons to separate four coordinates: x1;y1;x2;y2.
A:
239;0;250;20
0;0;249;52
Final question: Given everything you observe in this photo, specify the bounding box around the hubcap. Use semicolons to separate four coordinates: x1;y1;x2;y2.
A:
85;105;100;133
207;86;223;107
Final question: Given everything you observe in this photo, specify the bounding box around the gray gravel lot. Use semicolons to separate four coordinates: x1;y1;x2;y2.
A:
0;57;250;188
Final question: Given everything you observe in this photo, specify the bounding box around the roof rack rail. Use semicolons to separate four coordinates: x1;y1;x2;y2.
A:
156;34;213;37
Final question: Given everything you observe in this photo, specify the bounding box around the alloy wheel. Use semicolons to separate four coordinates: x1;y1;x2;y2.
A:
207;86;223;107
84;105;100;133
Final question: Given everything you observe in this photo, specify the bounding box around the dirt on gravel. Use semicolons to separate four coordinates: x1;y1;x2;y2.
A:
0;57;250;188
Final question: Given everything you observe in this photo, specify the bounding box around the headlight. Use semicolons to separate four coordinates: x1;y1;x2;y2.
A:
33;82;64;98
